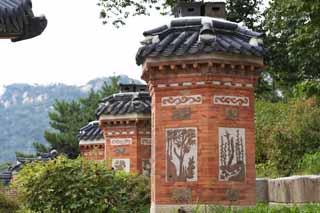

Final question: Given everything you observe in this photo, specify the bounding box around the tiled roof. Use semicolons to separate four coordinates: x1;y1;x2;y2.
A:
0;170;12;185
96;92;151;117
136;17;265;65
0;0;47;41
78;121;104;141
0;150;58;185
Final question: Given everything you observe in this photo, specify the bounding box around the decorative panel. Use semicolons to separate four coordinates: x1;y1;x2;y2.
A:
171;188;192;203
214;96;249;107
142;159;151;176
110;138;132;146
166;128;197;182
162;95;202;106
172;108;191;120
219;128;246;181
115;147;126;154
141;138;151;145
225;108;239;120
112;159;130;172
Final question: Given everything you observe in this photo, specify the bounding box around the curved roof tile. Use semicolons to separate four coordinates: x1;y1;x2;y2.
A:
0;0;47;41
96;92;151;118
136;17;265;65
78;121;104;141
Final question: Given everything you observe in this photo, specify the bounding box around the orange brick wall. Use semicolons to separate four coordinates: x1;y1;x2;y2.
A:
149;70;258;206
80;144;105;161
101;121;151;174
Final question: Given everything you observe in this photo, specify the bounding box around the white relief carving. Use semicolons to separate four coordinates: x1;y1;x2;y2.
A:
213;95;250;107
141;138;151;145
219;128;246;182
166;127;197;182
162;95;202;106
112;159;130;172
110;138;132;145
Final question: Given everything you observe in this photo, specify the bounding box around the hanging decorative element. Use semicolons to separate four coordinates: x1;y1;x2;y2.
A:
219;128;246;181
166;128;197;182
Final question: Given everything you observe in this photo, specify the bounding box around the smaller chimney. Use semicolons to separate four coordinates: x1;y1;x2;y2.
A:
119;84;148;93
204;1;225;19
174;0;226;19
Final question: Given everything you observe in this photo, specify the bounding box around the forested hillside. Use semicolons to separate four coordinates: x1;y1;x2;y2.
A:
0;75;140;163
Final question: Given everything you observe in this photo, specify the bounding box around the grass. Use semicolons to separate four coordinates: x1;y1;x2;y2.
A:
193;203;320;213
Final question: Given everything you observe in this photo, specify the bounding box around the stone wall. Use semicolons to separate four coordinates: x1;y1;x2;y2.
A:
256;175;320;203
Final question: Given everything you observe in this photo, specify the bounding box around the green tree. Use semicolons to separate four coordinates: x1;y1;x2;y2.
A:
44;76;120;158
264;0;320;95
13;156;150;212
255;97;320;176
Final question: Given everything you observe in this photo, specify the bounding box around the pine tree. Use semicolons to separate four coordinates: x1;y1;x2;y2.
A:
42;76;120;158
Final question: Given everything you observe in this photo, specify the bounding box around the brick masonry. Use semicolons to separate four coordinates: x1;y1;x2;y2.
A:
80;143;105;161
142;59;262;208
100;120;151;174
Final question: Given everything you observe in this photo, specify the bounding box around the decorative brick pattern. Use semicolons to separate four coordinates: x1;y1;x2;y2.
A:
166;128;197;182
219;128;246;182
161;95;202;106
110;138;132;145
172;108;191;121
214;96;249;107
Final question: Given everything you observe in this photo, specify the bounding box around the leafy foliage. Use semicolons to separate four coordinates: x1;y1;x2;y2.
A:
297;152;320;175
255;98;320;176
44;76;120;158
0;192;19;212
264;0;320;93
13;156;150;212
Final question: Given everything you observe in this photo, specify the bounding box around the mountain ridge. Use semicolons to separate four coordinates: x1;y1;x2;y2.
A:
0;75;142;163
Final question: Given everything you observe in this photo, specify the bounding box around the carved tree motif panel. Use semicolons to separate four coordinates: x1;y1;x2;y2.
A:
112;159;130;172
162;95;202;106
142;159;151;176
219;128;246;181
166;128;197;182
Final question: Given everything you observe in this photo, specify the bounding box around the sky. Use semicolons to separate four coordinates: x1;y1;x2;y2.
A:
0;0;171;87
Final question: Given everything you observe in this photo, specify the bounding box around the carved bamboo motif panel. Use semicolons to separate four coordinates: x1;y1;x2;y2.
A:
112;159;130;172
214;96;249;107
166;128;197;182
162;95;202;106
219;128;246;181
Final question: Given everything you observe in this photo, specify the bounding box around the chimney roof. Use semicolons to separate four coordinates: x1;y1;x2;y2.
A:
136;17;265;65
96;92;151;118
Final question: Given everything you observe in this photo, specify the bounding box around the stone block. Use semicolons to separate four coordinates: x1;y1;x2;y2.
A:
256;178;269;202
268;175;320;203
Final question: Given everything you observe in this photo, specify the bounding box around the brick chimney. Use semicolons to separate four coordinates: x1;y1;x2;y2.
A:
174;0;226;19
137;2;265;212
